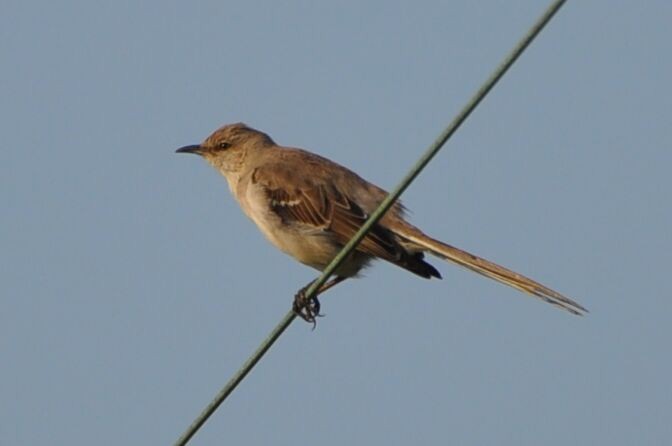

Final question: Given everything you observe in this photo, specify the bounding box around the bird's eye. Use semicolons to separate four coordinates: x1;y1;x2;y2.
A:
217;141;231;150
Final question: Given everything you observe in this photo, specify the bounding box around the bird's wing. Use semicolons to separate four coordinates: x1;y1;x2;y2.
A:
251;163;400;260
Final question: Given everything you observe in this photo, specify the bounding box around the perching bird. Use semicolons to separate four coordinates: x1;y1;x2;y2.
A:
177;123;587;322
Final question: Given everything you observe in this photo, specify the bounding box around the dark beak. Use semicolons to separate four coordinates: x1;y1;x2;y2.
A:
176;144;203;155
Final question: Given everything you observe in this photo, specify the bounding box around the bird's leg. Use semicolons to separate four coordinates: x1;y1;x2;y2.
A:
293;276;348;326
315;275;348;295
294;288;318;323
293;282;321;326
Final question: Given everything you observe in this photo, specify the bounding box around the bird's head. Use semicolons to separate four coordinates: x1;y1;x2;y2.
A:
176;122;275;173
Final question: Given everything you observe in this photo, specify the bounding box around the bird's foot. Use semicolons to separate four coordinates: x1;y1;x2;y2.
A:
293;285;323;328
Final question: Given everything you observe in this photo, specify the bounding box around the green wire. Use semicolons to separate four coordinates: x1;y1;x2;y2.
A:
174;1;567;444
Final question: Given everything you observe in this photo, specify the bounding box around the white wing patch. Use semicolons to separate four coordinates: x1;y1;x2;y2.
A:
270;198;302;207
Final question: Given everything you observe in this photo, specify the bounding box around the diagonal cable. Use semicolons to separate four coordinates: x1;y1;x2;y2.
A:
174;1;567;444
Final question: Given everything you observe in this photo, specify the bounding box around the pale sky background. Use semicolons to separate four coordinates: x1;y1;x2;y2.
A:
2;1;671;445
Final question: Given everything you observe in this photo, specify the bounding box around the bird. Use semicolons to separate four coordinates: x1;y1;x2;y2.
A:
176;122;587;323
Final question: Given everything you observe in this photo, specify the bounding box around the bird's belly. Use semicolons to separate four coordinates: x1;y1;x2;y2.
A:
257;219;336;269
253;214;367;276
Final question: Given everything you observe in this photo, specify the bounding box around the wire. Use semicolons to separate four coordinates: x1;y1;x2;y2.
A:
173;1;567;444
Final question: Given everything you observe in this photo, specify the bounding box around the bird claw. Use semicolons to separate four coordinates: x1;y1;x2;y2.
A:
293;286;323;328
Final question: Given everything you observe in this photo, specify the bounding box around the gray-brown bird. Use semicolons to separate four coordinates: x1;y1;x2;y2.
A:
177;123;587;322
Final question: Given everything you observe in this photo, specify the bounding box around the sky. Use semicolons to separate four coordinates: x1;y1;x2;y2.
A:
2;1;671;445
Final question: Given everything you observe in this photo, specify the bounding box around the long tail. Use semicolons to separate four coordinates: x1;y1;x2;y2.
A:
402;231;587;315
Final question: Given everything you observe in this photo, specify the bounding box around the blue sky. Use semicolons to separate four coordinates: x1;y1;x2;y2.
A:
2;1;671;445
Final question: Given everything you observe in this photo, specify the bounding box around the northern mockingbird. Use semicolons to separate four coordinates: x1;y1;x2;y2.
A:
177;123;587;323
